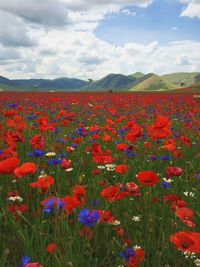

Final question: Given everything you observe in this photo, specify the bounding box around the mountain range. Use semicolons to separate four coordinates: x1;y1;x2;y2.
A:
0;72;200;92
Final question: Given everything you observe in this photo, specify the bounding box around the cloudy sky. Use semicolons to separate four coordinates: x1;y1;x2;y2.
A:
0;0;200;80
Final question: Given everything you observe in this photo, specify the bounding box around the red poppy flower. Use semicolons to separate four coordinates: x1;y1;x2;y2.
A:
116;144;127;151
97;210;115;223
72;185;86;205
175;207;195;228
30;175;54;193
137;171;160;186
101;185;127;202
102;133;111;142
170;231;200;253
26;263;44;267
128;248;145;267
166;166;183;177
46;243;56;253
14;162;36;178
115;164;128;175
163;194;180;204
92;143;113;164
61;195;80;215
61;158;71;170
125;124;142;143
0;157;20;174
126;182;141;197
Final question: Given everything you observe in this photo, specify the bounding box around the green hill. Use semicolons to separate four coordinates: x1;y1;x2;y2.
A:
82;73;136;91
0;72;200;92
129;74;176;91
129;72;145;79
162;72;200;88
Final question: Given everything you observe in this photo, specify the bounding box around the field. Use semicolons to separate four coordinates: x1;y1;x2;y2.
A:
0;91;200;267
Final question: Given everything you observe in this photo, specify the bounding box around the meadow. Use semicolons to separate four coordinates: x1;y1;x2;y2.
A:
0;91;199;267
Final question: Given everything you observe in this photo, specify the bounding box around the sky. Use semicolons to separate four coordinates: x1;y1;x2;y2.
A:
0;0;200;80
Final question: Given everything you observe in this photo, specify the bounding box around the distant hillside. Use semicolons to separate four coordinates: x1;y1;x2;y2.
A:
0;76;89;91
82;73;136;91
129;72;145;79
0;72;199;92
162;72;200;88
129;74;176;91
0;76;19;87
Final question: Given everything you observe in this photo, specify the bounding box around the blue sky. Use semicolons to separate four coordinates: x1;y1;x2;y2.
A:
95;0;200;45
0;0;200;79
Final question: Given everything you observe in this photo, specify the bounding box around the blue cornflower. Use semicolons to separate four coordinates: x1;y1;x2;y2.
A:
43;197;64;214
32;149;44;157
124;148;135;157
56;138;67;143
27;115;36;120
156;140;162;144
161;181;170;189
76;127;86;136
0;150;3;155
119;247;135;260
150;155;158;161
78;209;99;227
54;127;61;133
71;144;77;148
142;132;148;140
8;103;17;108
57;153;66;158
48;158;62;165
160;155;171;161
196;173;200;180
22;256;30;267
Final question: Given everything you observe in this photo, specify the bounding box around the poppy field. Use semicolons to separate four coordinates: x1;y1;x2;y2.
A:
0;91;200;267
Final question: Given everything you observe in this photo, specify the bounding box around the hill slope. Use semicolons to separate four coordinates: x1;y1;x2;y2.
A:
82;73;136;91
129;74;176;91
0;72;200;91
0;76;89;91
162;72;200;88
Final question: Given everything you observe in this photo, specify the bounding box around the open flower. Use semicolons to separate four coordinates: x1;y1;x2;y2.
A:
78;209;99;227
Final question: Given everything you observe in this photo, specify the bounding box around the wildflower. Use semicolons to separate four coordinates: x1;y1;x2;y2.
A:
78;209;99;227
0;157;20;174
160;155;171;161
194;258;200;266
119;247;135;260
115;164;128;175
48;158;62;165
132;215;141;222
170;231;200;253
175;207;195;228
14;162;37;178
183;191;195;197
101;185;127;202
30;175;54;193
166;166;183;178
161;181;170;189
137;170;160;186
22;256;31;267
105;164;116;171
46;243;56;253
42;197;64;214
45;152;56;157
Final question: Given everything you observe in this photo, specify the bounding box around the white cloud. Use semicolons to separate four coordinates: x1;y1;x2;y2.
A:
122;9;136;16
178;0;200;18
0;0;69;26
0;0;199;80
0;10;36;47
0;26;199;80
